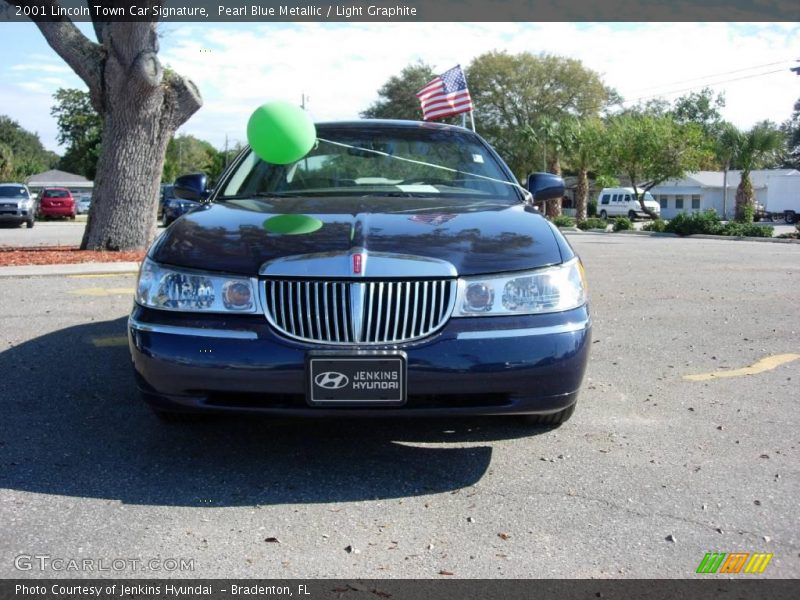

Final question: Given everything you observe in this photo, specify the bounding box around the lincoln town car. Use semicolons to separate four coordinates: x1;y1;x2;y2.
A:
128;120;591;425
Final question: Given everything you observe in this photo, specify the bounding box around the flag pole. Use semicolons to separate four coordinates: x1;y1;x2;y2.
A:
469;110;476;132
461;113;466;128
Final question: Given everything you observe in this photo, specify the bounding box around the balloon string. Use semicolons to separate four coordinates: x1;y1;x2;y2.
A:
315;137;532;202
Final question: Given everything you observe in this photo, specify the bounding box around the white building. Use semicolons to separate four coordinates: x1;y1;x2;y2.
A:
649;169;800;220
25;169;93;199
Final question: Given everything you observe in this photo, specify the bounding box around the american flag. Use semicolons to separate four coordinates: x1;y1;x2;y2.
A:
416;65;473;121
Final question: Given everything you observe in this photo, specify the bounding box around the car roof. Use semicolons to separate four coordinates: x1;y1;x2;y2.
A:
42;187;71;191
315;119;474;133
0;183;27;187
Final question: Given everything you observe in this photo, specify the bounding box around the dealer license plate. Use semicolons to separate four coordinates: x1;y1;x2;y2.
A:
306;353;406;406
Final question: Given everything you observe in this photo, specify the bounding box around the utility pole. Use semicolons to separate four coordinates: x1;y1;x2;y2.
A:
224;134;229;168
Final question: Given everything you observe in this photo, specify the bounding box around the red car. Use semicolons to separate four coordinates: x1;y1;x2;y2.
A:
37;188;76;220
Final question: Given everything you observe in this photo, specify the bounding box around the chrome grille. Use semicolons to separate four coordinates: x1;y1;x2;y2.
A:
264;279;456;345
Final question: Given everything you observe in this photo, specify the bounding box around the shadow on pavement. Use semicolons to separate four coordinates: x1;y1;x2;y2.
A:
0;317;550;507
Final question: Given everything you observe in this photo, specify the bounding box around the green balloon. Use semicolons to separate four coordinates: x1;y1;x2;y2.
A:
247;101;316;165
263;214;323;235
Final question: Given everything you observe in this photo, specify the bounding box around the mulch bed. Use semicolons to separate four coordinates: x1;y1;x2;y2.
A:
0;246;145;267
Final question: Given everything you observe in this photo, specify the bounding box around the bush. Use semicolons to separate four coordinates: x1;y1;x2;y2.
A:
642;219;667;232
613;217;633;231
664;210;721;236
587;200;597;217
718;222;774;237
577;217;608;231
552;215;576;227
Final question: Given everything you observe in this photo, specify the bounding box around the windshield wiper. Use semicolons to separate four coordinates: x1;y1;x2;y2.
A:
216;192;295;201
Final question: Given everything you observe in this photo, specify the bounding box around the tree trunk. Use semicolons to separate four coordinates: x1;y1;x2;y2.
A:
545;155;562;218
735;170;754;222
17;4;202;251
575;168;588;223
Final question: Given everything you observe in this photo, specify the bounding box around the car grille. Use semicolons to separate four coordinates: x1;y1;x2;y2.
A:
264;279;456;345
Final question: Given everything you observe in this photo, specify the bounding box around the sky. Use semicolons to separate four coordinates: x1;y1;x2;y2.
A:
0;21;798;153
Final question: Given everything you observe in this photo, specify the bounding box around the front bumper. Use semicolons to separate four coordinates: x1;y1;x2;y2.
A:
0;208;31;222
129;304;591;417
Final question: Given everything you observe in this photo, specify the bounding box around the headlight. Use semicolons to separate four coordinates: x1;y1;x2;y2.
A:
453;258;587;317
135;258;258;313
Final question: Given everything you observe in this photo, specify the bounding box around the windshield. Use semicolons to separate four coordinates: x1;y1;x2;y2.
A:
220;125;520;202
44;189;70;198
0;186;27;198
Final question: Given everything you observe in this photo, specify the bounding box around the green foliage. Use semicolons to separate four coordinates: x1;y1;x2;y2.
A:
613;216;633;231
740;202;755;224
598;114;710;198
552;215;576;227
670;88;725;136
0;143;13;180
717;222;773;237
577;217;608;230
466;51;616;178
664;210;721;236
587;199;597;217
51;88;103;179
594;174;619;189
641;219;667;232
361;61;438;121
162;134;219;182
0;115;59;179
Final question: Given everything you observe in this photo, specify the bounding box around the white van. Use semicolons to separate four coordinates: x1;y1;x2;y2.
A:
597;187;661;220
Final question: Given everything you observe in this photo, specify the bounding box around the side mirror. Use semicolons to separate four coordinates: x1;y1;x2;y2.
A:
526;172;565;202
173;173;209;201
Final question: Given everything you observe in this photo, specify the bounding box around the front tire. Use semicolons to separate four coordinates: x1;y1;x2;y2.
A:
628;210;637;220
26;219;34;228
785;211;797;224
520;403;576;427
599;210;607;219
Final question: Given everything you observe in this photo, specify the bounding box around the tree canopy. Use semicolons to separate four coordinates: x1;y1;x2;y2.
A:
467;51;616;178
598;113;709;215
51;88;103;180
361;61;438;121
0;115;59;180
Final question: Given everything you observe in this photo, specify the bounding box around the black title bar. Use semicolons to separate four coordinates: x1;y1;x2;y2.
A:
1;0;799;22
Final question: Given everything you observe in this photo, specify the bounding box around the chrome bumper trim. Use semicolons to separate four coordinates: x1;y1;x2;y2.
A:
128;317;258;340
456;319;590;340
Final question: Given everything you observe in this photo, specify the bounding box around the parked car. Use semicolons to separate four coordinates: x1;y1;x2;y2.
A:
161;179;205;227
129;120;591;424
37;187;76;220
76;194;92;214
0;183;36;228
597;187;661;220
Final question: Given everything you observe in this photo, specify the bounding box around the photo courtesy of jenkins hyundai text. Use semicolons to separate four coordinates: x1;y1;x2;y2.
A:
129;119;591;424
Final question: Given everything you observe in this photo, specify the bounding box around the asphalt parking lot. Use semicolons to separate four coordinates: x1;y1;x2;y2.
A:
0;233;798;578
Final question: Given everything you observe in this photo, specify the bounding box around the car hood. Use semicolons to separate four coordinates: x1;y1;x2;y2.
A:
149;197;565;277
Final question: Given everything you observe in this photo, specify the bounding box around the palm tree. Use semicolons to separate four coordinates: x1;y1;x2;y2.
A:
561;118;604;223
523;116;572;218
721;123;784;222
713;123;742;220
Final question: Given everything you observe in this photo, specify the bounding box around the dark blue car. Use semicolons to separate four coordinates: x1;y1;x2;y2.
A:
129;120;591;424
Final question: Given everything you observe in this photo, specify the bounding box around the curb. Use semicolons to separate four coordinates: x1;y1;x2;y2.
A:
0;261;141;278
562;229;799;243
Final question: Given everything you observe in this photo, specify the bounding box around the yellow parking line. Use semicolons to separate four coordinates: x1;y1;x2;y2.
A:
68;287;135;296
684;353;800;381
89;335;129;348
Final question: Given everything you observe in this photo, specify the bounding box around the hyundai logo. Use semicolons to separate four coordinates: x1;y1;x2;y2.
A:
314;371;349;390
